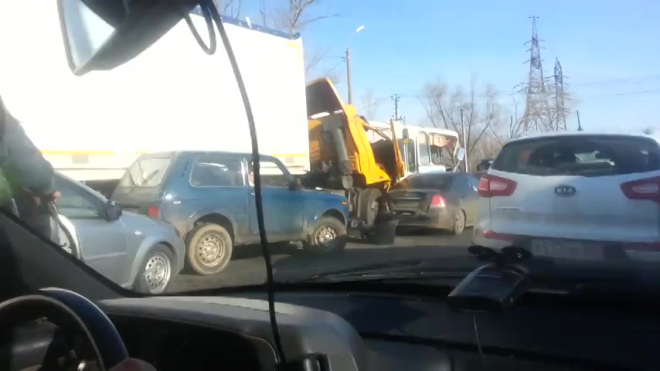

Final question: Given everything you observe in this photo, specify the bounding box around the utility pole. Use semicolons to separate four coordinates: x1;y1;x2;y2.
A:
391;94;400;121
345;48;353;104
522;16;551;132
554;58;568;130
460;104;469;172
576;110;583;131
344;25;365;105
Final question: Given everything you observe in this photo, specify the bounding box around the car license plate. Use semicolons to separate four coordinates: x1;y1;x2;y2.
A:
396;201;418;209
530;239;604;261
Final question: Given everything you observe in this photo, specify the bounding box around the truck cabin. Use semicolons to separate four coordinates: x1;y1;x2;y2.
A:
305;79;403;190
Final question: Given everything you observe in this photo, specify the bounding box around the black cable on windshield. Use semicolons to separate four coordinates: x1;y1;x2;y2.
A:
185;0;286;365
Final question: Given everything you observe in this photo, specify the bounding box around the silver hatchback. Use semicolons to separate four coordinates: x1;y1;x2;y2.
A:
54;173;185;294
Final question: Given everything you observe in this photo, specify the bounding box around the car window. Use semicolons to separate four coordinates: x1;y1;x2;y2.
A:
54;177;102;219
392;173;454;191
190;157;243;187
249;160;291;187
119;156;172;187
492;136;660;177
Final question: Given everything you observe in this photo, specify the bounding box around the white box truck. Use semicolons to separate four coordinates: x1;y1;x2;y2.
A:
0;2;310;187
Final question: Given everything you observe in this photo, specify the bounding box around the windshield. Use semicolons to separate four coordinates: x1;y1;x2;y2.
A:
0;1;659;296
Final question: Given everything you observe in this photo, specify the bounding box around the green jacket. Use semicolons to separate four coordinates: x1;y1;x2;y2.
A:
0;106;56;209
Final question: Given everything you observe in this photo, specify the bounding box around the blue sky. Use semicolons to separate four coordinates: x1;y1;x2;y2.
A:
238;0;660;133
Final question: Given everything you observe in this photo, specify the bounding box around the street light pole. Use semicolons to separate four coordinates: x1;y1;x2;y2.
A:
345;25;365;105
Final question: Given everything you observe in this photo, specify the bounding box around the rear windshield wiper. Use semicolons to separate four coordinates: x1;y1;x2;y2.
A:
141;170;159;184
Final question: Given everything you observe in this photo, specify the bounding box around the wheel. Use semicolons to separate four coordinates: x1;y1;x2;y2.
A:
451;209;466;235
303;216;347;254
185;223;233;275
134;244;174;294
358;188;382;225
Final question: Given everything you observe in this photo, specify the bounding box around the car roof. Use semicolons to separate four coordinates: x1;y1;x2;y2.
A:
139;151;278;162
405;171;467;179
507;130;660;145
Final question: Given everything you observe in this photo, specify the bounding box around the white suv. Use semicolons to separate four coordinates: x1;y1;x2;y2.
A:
473;132;659;262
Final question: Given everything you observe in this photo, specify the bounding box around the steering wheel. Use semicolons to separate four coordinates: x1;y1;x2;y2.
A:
0;287;128;370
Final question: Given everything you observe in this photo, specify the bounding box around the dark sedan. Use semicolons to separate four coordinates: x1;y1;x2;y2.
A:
388;172;480;234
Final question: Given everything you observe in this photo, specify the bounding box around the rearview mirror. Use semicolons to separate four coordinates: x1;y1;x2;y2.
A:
57;0;197;75
456;148;466;162
104;200;122;221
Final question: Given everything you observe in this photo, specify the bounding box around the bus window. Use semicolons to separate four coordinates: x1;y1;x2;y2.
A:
418;132;431;166
430;134;454;165
399;138;416;173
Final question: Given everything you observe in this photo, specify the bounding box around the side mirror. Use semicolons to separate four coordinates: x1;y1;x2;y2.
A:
402;128;410;140
289;178;302;191
456;148;466;162
104;200;122;221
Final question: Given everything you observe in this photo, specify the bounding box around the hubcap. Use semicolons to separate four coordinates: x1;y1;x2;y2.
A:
314;226;338;251
198;234;225;267
144;253;171;294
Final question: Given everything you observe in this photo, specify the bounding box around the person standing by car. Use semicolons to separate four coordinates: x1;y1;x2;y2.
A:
0;95;61;240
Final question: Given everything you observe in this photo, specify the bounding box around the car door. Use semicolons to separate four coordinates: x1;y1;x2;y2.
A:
185;154;250;239
54;176;130;284
248;159;304;240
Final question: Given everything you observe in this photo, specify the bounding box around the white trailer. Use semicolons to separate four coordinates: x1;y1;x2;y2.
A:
0;2;310;182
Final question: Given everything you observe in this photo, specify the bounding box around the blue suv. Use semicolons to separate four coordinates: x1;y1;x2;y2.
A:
112;151;350;275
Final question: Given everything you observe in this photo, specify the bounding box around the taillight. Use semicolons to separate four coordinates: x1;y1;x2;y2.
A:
620;176;660;203
430;194;446;207
478;174;517;197
148;206;160;219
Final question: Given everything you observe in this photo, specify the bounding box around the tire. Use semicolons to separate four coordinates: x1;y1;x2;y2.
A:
134;244;174;294
451;209;466;235
185;223;233;275
303;216;347;254
358;188;382;225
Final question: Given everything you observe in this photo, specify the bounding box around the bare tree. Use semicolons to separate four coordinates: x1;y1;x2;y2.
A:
421;78;505;168
274;0;339;33
360;88;384;119
256;0;340;81
216;0;243;17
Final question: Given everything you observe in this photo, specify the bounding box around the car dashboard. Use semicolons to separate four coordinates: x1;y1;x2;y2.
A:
88;289;660;371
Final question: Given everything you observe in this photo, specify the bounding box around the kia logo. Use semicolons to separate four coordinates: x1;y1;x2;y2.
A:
555;185;576;197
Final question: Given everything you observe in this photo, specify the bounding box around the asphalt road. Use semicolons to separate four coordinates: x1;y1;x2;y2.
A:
167;228;473;293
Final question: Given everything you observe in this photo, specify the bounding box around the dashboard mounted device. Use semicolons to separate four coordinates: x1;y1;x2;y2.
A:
447;246;531;314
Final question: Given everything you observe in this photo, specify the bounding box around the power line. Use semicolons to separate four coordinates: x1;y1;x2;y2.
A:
571;74;660;88
582;89;660;99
